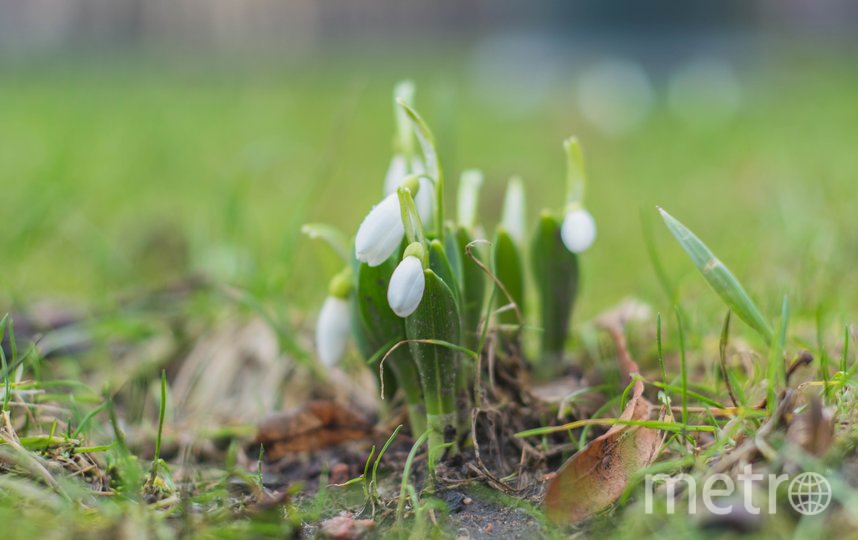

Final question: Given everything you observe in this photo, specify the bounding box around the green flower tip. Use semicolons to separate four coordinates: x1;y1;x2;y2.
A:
398;175;420;194
394;80;416;104
564;136;587;206
403;241;427;263
328;267;353;299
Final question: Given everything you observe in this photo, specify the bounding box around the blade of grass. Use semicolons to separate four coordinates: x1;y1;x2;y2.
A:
675;306;688;429
516;418;717;439
371;424;403;497
361;445;376;500
397;429;429;522
642;209;676;306
301;223;351;263
658;207;773;345
719;310;739;407
72;399;110;438
817;306;830;400
150;369;167;484
0;317;9;413
767;296;789;415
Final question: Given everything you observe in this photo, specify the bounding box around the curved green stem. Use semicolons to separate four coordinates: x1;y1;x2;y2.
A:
398;100;444;241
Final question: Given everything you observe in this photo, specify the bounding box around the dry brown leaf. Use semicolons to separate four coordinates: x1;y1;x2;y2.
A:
529;376;584;404
787;395;834;457
544;324;663;524
254;400;375;460
319;513;375;539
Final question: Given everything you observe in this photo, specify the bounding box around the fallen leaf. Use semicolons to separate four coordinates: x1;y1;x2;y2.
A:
787;395;834;457
528;376;584;404
319;513;375;540
544;324;663;524
254;400;375;460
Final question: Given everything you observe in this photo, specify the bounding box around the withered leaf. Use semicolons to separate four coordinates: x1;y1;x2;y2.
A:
255;401;374;460
320;513;375;540
544;324;663;525
786;394;834;457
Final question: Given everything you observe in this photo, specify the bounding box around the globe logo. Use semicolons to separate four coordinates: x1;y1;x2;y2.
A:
788;472;832;515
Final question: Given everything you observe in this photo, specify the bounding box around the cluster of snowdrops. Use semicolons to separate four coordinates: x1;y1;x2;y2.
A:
304;82;596;471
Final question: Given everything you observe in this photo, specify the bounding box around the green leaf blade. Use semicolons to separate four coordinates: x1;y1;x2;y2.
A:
492;228;525;328
531;211;579;364
658;207;773;345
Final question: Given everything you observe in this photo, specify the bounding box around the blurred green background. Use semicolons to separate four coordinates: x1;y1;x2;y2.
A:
2;1;857;338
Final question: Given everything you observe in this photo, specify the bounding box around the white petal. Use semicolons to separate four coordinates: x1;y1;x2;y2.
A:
560;208;597;253
316;296;351;367
384;154;408;195
414;177;434;227
355;193;405;267
387;256;425;318
501;178;526;245
457;169;483;230
410;156;426;176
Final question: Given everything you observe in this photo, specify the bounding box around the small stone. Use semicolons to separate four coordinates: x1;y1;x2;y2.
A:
462;497;473;505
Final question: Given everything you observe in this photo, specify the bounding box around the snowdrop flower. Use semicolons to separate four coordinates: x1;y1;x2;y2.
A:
560;137;596;253
384;156;433;226
387;244;426;318
384;154;409;195
501;177;527;245
315;269;353;367
315;296;351;367
355;191;404;266
560;207;597;254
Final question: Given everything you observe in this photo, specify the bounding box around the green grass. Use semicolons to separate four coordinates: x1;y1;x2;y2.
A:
1;51;858;538
2;54;857;323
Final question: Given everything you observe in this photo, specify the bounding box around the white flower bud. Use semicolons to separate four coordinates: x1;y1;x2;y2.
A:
315;296;351;367
414;176;434;227
384;154;409;196
457;169;484;230
560;208;597;254
501;178;526;246
387;255;425;318
355;192;405;267
385;156;433;227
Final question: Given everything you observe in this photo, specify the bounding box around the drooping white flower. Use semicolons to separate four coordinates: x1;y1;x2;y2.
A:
384;156;433;227
501;178;527;246
387;255;425;318
560;208;597;253
355;192;405;267
384;154;409;196
413;176;434;227
315;296;352;367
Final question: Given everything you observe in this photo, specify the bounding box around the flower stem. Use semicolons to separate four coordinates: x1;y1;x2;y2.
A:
564;136;587;209
397;100;444;241
393;81;416;158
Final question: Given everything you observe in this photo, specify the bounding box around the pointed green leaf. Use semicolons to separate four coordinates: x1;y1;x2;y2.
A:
658;207;773;345
531;211;579;363
428;239;461;311
405;269;461;468
456;226;486;351
492;227;525;327
352;256;422;406
398;101;444;235
301;223;350;263
398;101;439;181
